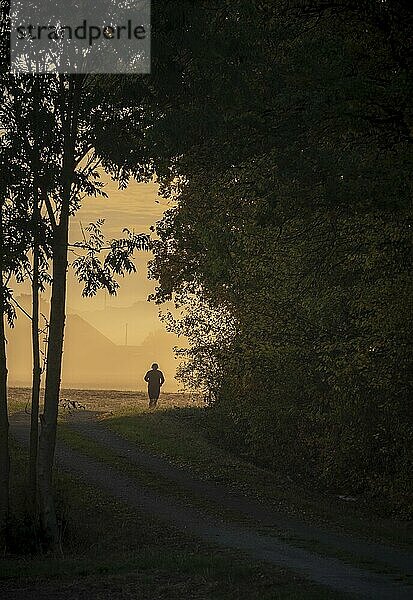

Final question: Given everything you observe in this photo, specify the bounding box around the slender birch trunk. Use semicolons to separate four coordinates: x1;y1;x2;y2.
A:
38;77;80;551
0;201;10;550
29;79;42;511
29;207;41;509
38;222;68;550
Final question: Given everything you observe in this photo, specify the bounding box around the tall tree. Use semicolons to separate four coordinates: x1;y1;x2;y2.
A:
21;73;151;548
145;0;412;513
37;75;81;548
0;187;10;549
1;64;152;547
0;141;32;546
5;1;152;546
1;73;54;518
0;0;11;549
29;77;52;509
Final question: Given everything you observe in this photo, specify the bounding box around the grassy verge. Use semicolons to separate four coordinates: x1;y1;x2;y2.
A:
7;388;31;415
56;424;413;580
3;440;337;599
101;403;413;548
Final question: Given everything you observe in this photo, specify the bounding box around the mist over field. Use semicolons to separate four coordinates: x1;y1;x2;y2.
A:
7;294;181;391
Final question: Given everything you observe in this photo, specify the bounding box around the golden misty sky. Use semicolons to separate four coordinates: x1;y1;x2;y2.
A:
8;176;183;392
68;176;166;312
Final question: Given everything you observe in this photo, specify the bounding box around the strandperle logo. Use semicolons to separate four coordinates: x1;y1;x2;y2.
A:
15;20;147;48
10;0;151;74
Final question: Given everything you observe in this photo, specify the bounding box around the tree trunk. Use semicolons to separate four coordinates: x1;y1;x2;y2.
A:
38;82;80;552
38;77;79;551
38;222;68;550
29;234;41;509
29;80;42;512
0;205;10;551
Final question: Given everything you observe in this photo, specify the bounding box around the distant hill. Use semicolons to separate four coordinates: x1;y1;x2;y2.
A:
7;295;182;391
76;300;160;346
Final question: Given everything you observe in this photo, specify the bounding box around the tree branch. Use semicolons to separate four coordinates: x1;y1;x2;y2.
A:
40;188;58;232
11;297;32;321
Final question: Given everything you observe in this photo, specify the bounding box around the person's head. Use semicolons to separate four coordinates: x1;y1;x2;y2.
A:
151;363;159;370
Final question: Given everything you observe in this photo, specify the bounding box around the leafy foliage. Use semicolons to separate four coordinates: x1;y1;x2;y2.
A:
147;0;413;515
72;221;150;297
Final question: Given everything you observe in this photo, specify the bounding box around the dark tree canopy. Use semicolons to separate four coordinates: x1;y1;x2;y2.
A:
142;0;413;514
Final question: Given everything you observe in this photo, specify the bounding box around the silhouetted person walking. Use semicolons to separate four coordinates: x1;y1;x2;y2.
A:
144;363;165;408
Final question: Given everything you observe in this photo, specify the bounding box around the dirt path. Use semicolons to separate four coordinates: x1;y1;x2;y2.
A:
10;411;413;599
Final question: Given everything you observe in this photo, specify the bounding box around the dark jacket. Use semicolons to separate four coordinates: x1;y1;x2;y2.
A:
144;369;165;399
